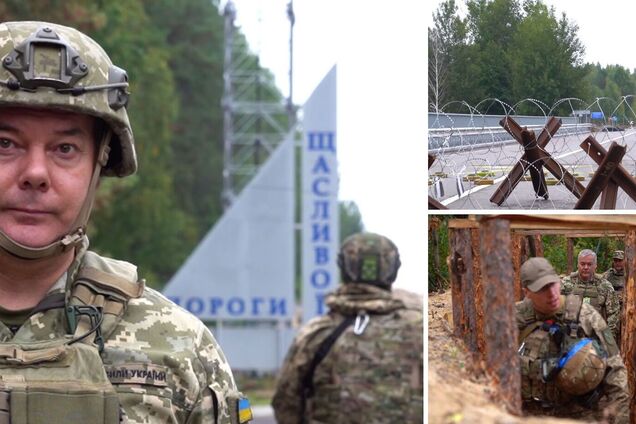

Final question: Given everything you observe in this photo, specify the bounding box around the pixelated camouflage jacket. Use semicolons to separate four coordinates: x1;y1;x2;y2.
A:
0;241;243;424
516;295;629;424
561;271;620;337
272;283;423;424
603;268;626;291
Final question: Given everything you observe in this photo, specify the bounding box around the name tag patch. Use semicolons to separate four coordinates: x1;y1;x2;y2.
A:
105;363;168;387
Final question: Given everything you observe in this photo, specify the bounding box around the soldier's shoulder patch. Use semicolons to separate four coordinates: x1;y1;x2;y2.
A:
227;394;252;424
238;398;253;423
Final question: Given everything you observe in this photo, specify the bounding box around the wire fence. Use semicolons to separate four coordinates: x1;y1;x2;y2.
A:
428;97;636;210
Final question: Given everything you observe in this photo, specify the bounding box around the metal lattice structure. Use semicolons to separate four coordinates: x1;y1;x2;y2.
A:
221;1;295;209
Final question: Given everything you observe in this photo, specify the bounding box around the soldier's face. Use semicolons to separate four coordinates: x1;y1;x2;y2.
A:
526;281;561;315
0;108;96;248
614;258;625;271
578;255;596;281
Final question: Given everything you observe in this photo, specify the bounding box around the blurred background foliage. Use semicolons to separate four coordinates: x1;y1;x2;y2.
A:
428;216;624;293
0;1;363;287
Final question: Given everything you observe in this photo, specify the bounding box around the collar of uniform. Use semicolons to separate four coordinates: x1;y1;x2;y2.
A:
46;272;67;295
325;283;404;315
575;271;595;284
63;235;90;292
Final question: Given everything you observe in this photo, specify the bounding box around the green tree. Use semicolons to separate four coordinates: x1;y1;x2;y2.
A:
429;0;591;112
429;0;467;110
465;0;521;106
0;1;204;285
428;216;451;292
87;0;198;285
339;201;364;242
509;1;588;114
141;0;226;236
542;235;568;274
584;63;606;98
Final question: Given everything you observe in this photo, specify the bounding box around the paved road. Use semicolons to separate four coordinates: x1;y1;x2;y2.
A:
428;128;636;209
252;406;276;424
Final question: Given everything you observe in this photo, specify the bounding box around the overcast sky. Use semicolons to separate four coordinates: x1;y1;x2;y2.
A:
224;0;427;295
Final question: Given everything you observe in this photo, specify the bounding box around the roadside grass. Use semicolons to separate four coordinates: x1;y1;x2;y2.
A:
234;371;277;406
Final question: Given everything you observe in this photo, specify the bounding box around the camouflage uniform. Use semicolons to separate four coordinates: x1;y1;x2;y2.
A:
272;284;423;424
272;233;423;424
0;21;249;423
603;268;625;293
517;295;629;423
561;271;620;340
0;239;244;423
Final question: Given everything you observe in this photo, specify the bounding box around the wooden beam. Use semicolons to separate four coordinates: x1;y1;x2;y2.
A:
530;147;585;198
429;196;448;210
575;142;626;209
448;219;480;229
490;117;561;205
567;237;574;274
621;230;636;422
449;228;473;348
581;135;636;201
471;228;486;358
449;215;636;232
513;230;626;237
479;219;521;415
601;180;619;209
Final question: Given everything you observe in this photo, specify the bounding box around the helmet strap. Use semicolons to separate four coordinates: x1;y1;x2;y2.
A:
0;130;111;260
71;129;111;234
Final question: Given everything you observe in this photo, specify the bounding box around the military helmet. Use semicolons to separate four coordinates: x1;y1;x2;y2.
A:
556;338;607;396
337;233;401;288
0;21;136;176
0;21;136;260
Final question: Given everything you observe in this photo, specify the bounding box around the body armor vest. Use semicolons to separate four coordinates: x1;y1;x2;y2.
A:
565;273;608;320
518;295;588;407
0;251;143;424
307;308;423;424
605;269;625;291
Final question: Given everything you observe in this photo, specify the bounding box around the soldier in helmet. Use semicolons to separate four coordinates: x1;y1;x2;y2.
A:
604;250;626;294
271;232;423;423
604;250;626;343
517;257;628;423
561;249;620;341
0;21;251;423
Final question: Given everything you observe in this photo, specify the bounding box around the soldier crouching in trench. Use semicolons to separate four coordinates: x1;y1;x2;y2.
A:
516;257;629;423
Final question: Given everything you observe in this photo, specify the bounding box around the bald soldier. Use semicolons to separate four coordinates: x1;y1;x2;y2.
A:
517;257;629;423
0;21;250;423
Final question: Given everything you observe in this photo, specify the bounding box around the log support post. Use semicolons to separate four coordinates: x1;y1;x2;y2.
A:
479;218;521;415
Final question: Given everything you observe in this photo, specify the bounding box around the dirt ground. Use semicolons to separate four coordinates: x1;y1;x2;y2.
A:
427;291;586;424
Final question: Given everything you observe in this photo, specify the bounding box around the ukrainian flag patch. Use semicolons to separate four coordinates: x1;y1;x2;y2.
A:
238;397;253;423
